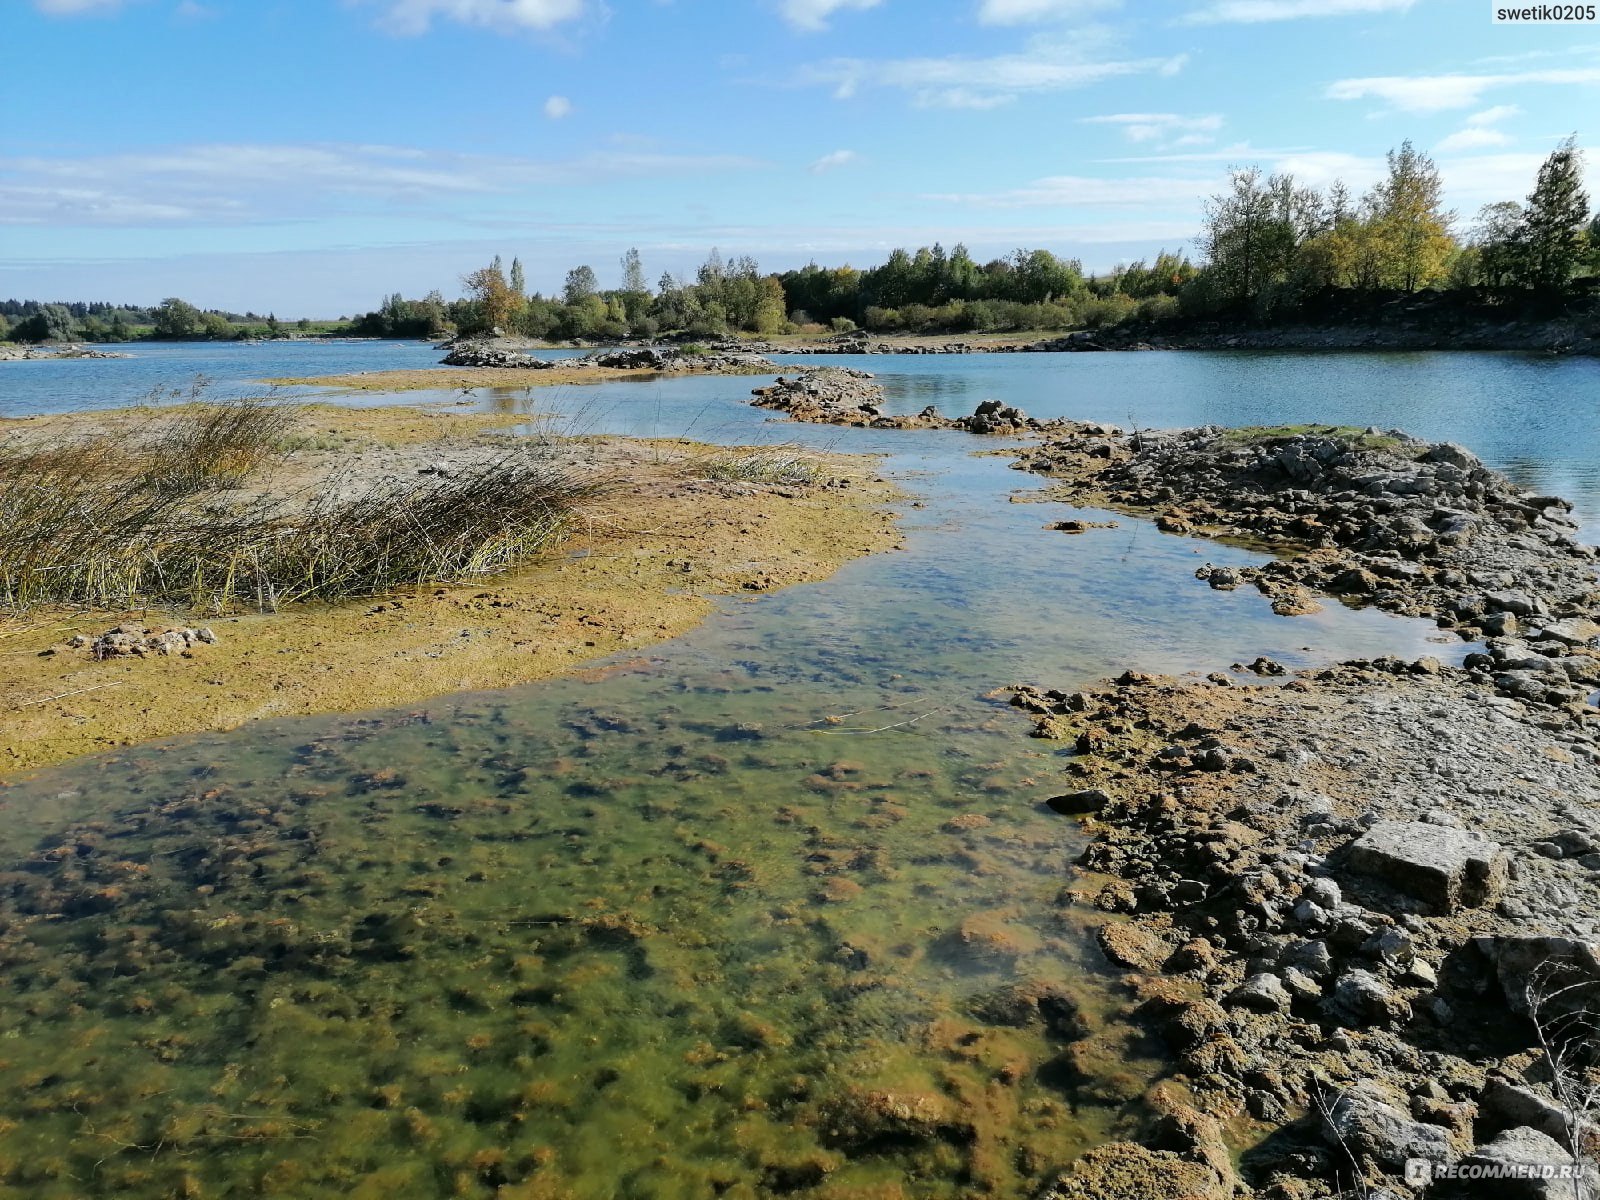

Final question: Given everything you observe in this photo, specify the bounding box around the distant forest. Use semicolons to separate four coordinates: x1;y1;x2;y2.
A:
8;136;1597;346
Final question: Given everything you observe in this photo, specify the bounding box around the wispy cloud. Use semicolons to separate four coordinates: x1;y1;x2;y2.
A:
376;0;586;35
1081;112;1223;147
1183;0;1413;23
778;0;881;32
543;95;573;119
0;143;765;226
809;149;862;172
1435;103;1519;153
976;0;1118;25
797;34;1187;108
1326;67;1600;113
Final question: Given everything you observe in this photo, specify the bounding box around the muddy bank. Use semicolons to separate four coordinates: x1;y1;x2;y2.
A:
0;403;900;771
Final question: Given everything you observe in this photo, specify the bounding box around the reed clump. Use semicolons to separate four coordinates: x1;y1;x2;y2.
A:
0;397;600;612
698;446;828;487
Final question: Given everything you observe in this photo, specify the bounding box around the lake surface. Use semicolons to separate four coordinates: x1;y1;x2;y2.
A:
0;341;1593;1197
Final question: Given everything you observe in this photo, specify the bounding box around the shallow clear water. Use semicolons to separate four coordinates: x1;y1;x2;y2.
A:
0;343;1592;1196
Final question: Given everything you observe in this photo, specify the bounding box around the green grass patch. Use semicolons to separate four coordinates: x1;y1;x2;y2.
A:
1215;424;1408;452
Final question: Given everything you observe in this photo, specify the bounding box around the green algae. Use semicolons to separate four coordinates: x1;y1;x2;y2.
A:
0;679;1155;1199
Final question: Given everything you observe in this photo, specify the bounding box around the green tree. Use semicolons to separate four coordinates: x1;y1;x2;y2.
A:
620;248;648;295
266;312;283;337
200;311;233;339
10;304;77;342
562;265;598;306
1473;201;1527;290
509;257;526;298
153;297;203;338
1519;136;1590;291
1200;168;1279;305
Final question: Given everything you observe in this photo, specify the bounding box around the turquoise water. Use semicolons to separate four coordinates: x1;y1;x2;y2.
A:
0;344;1592;1196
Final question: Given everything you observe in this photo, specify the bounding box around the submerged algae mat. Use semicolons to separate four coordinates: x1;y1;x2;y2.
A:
0;664;1149;1200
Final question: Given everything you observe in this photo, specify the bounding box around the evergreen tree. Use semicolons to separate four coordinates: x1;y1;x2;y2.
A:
509;257;526;298
1520;136;1590;291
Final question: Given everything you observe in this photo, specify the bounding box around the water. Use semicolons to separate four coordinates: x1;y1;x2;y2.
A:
0;339;590;416
0;343;1593;1196
8;341;1595;527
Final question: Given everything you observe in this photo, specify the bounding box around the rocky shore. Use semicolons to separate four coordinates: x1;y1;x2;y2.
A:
0;343;131;361
1018;424;1600;711
1001;422;1600;1196
750;366;1074;434
1014;658;1600;1198
439;337;777;374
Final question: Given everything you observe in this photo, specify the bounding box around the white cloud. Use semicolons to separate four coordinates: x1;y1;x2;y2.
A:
977;0;1118;25
543;95;573;119
778;0;881;32
32;0;125;13
1183;0;1413;23
0;142;764;226
1466;104;1520;126
1326;67;1600;113
1081;112;1223;146
797;35;1187;108
1436;127;1512;153
809;149;861;172
379;0;586;35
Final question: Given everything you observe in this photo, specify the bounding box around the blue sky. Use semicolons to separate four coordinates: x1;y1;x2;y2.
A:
4;0;1598;316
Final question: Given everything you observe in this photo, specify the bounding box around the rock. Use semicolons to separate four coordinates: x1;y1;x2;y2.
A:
1325;968;1411;1026
1481;1078;1571;1143
1040;1142;1230;1200
440;339;556;369
1097;923;1168;971
1046;789;1113;816
1344;821;1508;914
1540;618;1600;647
1319;1082;1454;1171
1445;1126;1582;1199
1475;934;1600;1021
1226;973;1292;1013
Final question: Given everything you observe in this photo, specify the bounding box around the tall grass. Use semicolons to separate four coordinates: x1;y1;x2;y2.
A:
0;398;599;612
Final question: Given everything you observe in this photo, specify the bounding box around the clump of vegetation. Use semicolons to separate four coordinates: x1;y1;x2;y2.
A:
698;448;828;487
0;397;599;612
1217;424;1408;453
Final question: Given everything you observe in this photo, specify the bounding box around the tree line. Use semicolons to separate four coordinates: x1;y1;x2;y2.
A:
1191;136;1597;316
353;137;1594;343
10;136;1594;347
2;298;311;343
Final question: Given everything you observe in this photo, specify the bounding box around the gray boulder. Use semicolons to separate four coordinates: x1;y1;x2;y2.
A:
1320;1082;1453;1170
1344;821;1508;914
1445;1126;1587;1199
